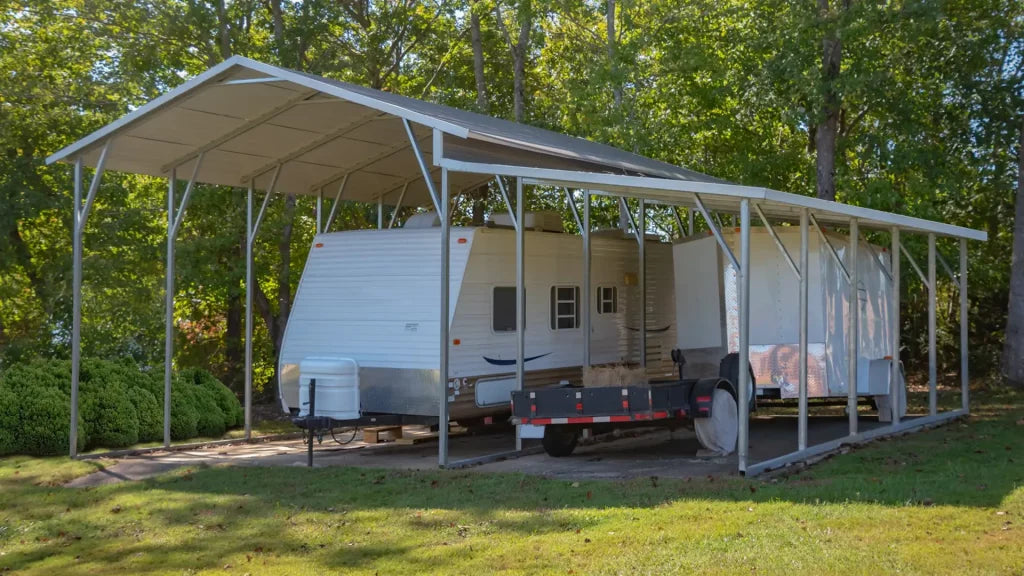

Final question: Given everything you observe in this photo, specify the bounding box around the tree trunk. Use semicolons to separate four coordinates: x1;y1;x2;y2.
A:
270;0;285;57
470;3;488;114
1003;121;1024;387
815;0;846;202
223;234;244;393
495;1;531;123
607;0;622;109
215;0;231;60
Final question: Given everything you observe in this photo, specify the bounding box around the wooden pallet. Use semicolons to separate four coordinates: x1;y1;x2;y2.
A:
362;425;403;444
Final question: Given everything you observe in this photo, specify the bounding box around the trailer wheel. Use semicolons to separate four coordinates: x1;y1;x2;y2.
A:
694;388;738;455
542;426;579;457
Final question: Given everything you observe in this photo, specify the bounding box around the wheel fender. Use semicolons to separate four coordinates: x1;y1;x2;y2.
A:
690;378;736;419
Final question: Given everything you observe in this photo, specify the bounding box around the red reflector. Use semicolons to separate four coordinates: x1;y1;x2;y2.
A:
575;403;583;411
530;405;536;413
696;395;711;403
315;242;324;248
484;416;493;425
621;400;629;409
452;339;461;345
457;238;467;244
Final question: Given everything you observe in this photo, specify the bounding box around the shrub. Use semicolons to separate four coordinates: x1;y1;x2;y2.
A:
0;387;18;455
169;386;199;441
127;387;162;443
81;382;139;449
184;384;226;438
12;387;84;456
179;367;243;428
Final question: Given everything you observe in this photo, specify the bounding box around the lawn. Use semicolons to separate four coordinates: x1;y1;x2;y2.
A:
0;387;1021;575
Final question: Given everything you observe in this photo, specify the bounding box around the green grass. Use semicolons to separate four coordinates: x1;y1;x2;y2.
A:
1;388;1022;575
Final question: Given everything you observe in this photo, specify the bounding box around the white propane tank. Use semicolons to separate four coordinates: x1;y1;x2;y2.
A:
298;357;360;420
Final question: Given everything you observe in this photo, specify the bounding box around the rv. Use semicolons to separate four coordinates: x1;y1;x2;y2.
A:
279;211;677;425
280;212;904;426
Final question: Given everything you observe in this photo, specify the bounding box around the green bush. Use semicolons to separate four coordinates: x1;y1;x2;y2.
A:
81;382;139;449
169;386;199;441
10;387;84;456
0;387;18;455
179;367;243;428
0;359;244;454
127;387;162;443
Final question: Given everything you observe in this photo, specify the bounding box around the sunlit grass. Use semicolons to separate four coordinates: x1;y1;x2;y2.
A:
0;388;1021;575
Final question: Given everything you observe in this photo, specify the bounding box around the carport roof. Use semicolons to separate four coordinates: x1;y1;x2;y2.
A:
47;56;986;242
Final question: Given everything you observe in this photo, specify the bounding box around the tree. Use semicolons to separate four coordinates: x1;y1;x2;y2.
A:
1005;122;1024;386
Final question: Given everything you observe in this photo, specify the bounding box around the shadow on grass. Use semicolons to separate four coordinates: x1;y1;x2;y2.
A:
0;387;1021;574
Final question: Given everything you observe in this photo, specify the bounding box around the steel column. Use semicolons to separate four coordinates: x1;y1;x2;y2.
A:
163;170;176;448
439;168;451;466
891;227;902;425
798;208;809;451
324;175;348;232
638;199;646;367
515;177;526;451
70;157;83;457
316;188;323;235
70;142;110;457
388;183;409;229
848;218;859;435
377;195;383;230
960;238;969;413
928;233;937;416
244;184;254;439
687;208;694;237
737;199;751;473
583;191;591;369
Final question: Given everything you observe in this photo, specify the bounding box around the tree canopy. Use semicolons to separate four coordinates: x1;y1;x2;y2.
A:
1;0;1021;393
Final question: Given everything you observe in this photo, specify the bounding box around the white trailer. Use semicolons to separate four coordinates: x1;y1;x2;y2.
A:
674;228;905;418
278;212;677;423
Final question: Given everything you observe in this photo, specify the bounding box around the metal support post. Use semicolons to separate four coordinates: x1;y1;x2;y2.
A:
960;238;969;413
163;170;176;448
307;378;316;468
583;191;591;369
316;188;323;235
377;195;383;230
638;199;646;367
70;157;83;457
737;199;751;473
244;166;278;440
928;233;937;416
848;218;859;436
439;168;451;466
671;207;686;239
388;182;409;229
891;227;902;425
798;208;809;451
244;184;254;439
70;143;110;458
515;177;526;451
687;208;694;237
324;175;348;232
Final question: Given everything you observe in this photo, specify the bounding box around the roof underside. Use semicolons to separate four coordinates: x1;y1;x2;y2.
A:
47;56;986;242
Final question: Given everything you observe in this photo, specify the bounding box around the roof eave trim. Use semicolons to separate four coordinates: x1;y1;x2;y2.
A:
46;56;471;166
46;56;247;165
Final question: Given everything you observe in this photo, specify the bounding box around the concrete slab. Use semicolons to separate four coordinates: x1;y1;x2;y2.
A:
65;414;898;487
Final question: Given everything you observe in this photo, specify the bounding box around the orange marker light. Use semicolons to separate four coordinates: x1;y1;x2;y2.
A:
457;238;467;244
452;339;461;345
315;243;324;248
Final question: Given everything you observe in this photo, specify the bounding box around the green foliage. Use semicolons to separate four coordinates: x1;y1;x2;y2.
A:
127;387;162;443
0;359;243;454
168;387;199;441
179;367;243;428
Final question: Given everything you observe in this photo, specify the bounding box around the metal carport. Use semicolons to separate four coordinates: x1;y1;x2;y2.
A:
47;56;987;475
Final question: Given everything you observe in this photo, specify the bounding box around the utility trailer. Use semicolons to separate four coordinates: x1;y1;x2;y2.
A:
511;353;754;457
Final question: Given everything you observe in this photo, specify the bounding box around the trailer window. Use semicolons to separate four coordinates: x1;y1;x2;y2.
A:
597;286;617;314
492;287;521;332
550;286;580;330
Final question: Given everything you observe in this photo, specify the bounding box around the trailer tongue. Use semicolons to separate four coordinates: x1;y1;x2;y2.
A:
511;377;739;457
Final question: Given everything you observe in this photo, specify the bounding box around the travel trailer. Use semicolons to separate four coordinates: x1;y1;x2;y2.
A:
280;211;904;428
279;211;677;425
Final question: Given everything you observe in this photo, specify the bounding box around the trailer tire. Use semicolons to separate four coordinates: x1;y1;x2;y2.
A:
719;353;756;412
542;426;579;457
694;388;738;455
